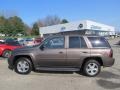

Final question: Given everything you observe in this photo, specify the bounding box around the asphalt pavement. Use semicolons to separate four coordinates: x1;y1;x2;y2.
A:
0;38;120;90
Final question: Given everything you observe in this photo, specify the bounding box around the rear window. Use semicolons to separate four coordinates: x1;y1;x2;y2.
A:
88;37;110;48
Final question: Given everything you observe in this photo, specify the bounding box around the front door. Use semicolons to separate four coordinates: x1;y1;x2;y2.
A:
37;36;67;67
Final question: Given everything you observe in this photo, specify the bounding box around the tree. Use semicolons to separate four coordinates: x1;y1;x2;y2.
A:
24;24;32;36
0;16;6;34
31;23;39;35
37;20;44;27
38;15;61;27
61;19;69;24
8;16;26;36
0;15;28;37
44;15;61;26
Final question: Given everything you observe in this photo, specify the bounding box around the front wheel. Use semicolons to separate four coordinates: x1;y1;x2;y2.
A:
83;60;101;77
15;57;32;75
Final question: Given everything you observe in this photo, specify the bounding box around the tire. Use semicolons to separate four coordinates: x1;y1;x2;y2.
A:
83;60;101;77
2;50;12;58
14;57;32;75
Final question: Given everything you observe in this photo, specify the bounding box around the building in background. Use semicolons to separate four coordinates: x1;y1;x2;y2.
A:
40;20;115;37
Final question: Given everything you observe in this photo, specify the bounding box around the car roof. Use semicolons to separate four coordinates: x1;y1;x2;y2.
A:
46;35;103;38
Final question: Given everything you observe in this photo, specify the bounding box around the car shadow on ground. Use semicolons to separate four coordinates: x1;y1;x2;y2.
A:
97;79;120;89
97;71;120;79
96;71;120;89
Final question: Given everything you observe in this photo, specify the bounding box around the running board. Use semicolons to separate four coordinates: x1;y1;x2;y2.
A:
36;67;80;71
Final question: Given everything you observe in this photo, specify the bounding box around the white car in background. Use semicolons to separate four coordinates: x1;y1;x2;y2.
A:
0;39;5;43
19;38;35;46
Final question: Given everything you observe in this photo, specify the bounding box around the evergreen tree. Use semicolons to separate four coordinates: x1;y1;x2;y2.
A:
61;19;69;24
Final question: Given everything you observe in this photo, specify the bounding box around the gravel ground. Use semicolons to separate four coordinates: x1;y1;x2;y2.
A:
0;38;120;90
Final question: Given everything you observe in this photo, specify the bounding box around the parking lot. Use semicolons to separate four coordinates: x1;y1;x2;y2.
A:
0;38;120;90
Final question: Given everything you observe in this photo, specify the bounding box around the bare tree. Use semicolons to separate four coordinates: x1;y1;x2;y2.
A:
37;20;44;27
24;24;32;36
38;15;61;27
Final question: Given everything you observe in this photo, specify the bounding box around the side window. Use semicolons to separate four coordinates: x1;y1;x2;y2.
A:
69;36;87;48
88;37;110;48
44;37;64;49
69;36;80;48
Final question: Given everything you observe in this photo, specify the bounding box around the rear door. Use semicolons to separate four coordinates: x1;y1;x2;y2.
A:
66;36;91;67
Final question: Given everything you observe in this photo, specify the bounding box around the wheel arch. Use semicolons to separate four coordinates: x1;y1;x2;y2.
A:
81;57;103;69
2;49;12;57
2;49;12;53
13;55;35;70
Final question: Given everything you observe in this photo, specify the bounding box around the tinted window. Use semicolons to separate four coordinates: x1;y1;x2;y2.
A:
6;41;21;46
69;37;80;48
88;37;110;48
69;36;87;48
44;37;64;49
26;39;33;41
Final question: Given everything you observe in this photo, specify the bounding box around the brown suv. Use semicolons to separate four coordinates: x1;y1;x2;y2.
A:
8;35;115;77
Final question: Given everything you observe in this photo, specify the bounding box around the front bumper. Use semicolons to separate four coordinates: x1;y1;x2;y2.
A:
8;65;14;70
8;55;14;70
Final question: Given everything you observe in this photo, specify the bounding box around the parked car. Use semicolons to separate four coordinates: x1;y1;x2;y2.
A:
19;38;34;46
0;39;22;58
115;40;120;45
34;37;43;45
8;35;115;77
0;39;5;43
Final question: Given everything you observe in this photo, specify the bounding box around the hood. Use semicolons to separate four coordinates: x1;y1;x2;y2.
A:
13;46;37;52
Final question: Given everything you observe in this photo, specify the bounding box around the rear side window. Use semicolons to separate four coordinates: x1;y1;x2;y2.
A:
69;36;87;48
88;37;110;48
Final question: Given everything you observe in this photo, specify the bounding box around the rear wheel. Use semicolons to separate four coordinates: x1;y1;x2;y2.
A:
2;50;12;58
15;57;32;75
83;60;101;77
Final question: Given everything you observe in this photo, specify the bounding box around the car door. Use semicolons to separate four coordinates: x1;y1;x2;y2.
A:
66;36;90;67
37;36;67;67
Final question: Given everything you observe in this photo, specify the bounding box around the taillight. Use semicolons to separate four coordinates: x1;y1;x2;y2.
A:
109;49;113;58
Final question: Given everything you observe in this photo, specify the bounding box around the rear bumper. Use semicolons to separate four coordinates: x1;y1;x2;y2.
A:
102;57;115;67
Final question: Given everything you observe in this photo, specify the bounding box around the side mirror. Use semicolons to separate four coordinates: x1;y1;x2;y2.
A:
40;44;45;51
